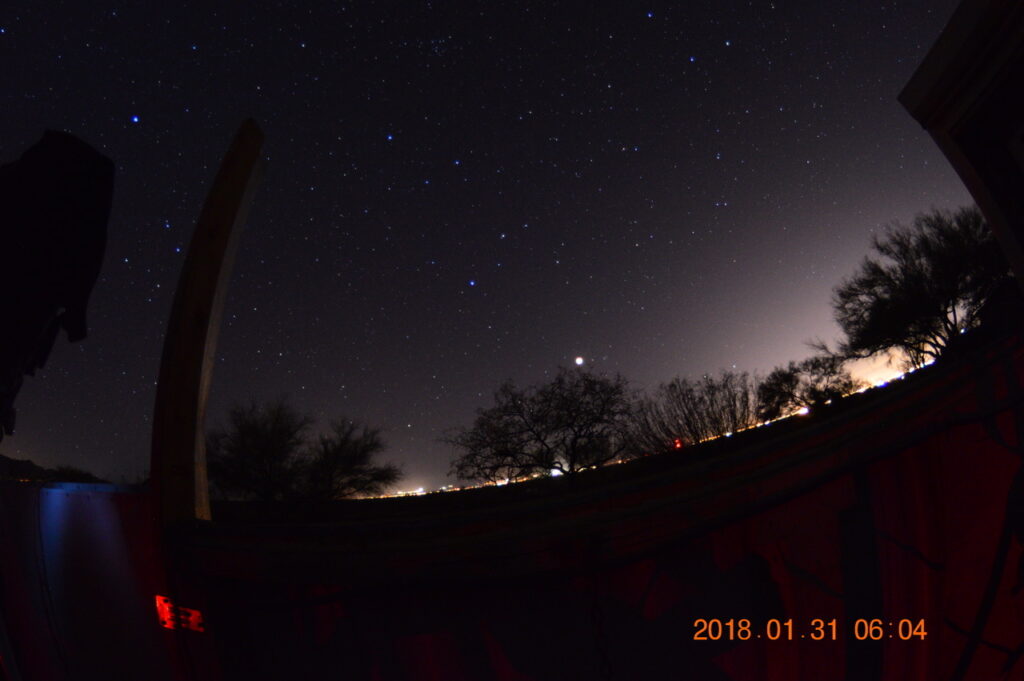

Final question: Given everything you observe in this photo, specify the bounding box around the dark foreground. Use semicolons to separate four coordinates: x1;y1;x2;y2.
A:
2;327;1023;680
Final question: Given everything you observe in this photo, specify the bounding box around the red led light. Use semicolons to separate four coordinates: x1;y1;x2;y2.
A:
673;438;683;449
155;595;206;632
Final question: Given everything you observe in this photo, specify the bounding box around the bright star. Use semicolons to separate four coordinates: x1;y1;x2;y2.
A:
130;115;140;123
575;356;584;366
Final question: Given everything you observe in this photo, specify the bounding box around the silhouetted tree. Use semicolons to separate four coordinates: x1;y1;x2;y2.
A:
446;367;635;483
630;371;759;454
207;400;311;502
757;355;862;421
207;399;401;501
799;355;863;405
298;421;400;500
831;206;1009;368
755;365;802;423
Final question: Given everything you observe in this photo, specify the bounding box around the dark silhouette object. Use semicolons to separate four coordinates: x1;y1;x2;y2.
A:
0;452;105;482
755;365;801;422
300;421;400;500
446;367;635;483
631;370;759;454
151;119;264;524
962;276;1024;345
207;400;312;502
42;465;107;483
756;355;863;421
0;130;114;441
207;398;402;501
0;451;52;480
830;206;1010;369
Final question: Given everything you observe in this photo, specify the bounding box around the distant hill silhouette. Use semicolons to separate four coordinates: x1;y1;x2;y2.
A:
0;452;106;483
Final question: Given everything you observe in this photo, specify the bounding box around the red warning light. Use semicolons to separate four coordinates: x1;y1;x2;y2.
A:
673;438;683;449
155;595;205;632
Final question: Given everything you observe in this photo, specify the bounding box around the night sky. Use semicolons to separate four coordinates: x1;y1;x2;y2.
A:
2;1;972;491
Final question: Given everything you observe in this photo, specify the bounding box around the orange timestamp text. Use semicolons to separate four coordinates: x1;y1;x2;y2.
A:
692;618;927;641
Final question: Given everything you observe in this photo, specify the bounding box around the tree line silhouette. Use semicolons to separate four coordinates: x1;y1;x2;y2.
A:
206;400;400;502
207;205;1015;497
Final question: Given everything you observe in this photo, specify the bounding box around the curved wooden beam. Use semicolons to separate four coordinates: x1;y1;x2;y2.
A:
151;119;264;525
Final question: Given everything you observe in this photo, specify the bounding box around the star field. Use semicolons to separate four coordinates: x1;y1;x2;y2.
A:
2;1;970;489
